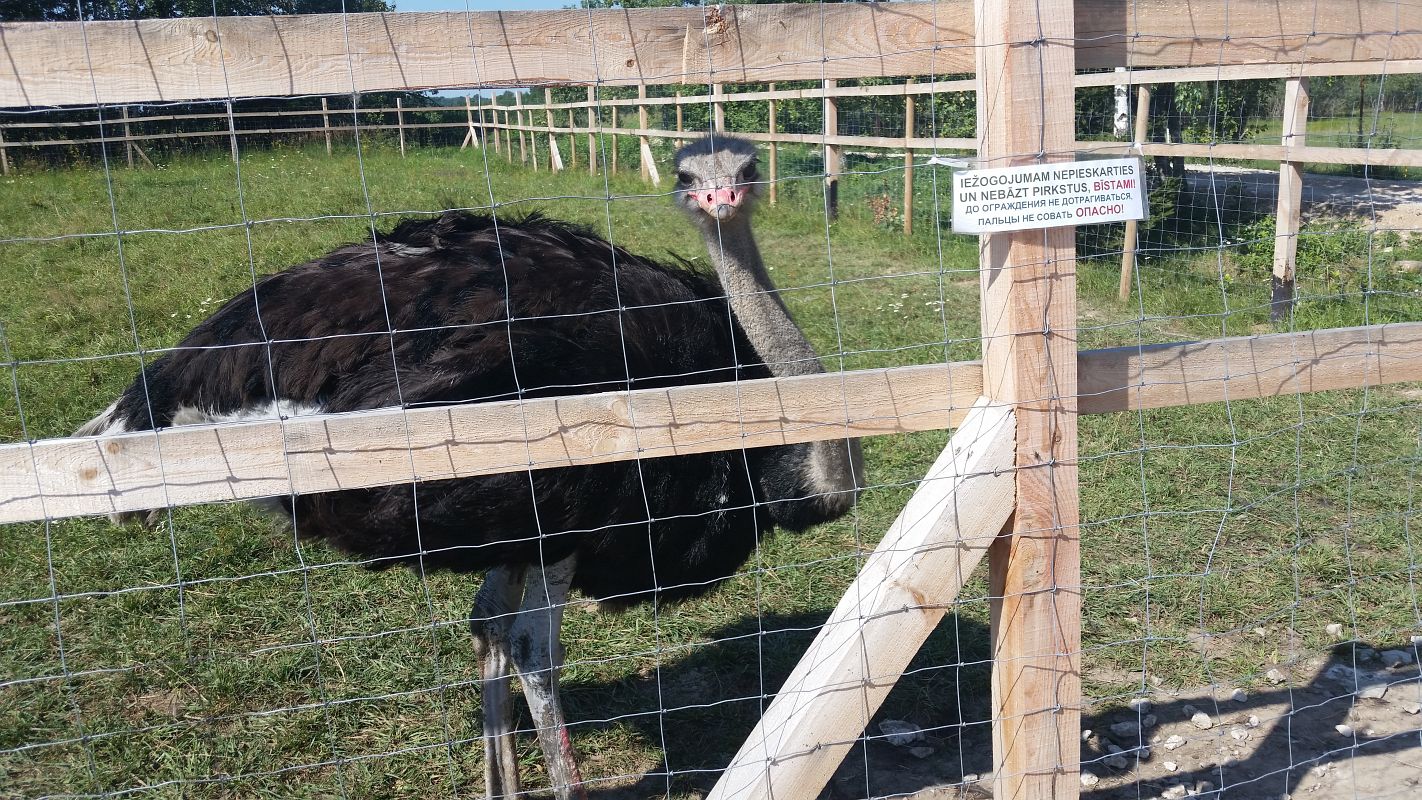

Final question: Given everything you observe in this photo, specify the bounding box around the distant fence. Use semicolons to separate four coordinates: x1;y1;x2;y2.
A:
9;59;1415;317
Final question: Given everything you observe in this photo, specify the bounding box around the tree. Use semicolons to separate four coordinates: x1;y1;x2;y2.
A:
0;0;390;22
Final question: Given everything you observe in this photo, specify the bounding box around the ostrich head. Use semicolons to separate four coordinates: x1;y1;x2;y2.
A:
672;135;762;225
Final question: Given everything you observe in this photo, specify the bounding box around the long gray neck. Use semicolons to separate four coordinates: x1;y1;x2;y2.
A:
700;216;865;512
702;217;822;377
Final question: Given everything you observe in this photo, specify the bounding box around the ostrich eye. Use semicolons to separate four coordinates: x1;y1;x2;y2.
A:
741;163;759;181
676;171;694;185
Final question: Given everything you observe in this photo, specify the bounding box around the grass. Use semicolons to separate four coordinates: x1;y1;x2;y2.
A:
1;140;1420;798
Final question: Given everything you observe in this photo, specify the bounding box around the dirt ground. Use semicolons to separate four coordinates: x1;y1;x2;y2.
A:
813;643;1422;800
1182;166;1422;233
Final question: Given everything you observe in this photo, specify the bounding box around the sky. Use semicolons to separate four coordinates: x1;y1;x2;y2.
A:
392;0;572;10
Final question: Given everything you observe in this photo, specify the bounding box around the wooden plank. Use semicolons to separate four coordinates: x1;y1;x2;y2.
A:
975;0;1081;797
1074;59;1422;89
712;83;726;132
707;398;1017;800
1118;86;1151;301
1272;77;1309;321
2;322;1420;526
0;5;974;106
1076;322;1422;414
4;3;1416;107
0;363;983;526
1123;141;1422;167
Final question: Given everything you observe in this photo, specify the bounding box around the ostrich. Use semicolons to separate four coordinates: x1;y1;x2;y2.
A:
78;135;863;799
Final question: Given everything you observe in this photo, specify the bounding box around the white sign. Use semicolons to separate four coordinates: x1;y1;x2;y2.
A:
951;157;1146;234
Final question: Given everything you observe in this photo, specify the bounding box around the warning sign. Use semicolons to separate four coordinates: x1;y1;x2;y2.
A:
951;157;1146;234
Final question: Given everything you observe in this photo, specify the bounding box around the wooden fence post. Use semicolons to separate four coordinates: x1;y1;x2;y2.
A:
321;97;333;155
504;108;512;163
530;99;541;170
121;105;134;168
903;79;914;236
225;100;239;165
462;94;480;150
823;79;839;221
975;1;1081;799
1272;76;1310;322
675;90;684;148
767;83;777;205
637;83;659;184
713;83;726;132
545;88;563;171
1118;85;1152;301
515;95;528;166
396;97;406;157
0;124;9;176
583;85;594;176
568;109;578;169
610;105;619;174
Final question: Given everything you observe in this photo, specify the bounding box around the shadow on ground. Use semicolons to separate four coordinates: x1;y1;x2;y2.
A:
551;612;1421;800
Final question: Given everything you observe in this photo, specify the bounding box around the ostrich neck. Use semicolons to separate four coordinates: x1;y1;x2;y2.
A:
702;218;823;377
700;214;866;511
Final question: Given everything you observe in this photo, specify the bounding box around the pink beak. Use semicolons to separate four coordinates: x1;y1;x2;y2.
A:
695;184;744;219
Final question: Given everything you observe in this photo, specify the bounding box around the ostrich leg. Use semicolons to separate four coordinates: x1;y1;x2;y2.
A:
471;565;527;799
508;555;586;800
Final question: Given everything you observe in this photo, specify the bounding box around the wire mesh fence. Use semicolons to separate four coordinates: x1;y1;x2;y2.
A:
1;2;1420;800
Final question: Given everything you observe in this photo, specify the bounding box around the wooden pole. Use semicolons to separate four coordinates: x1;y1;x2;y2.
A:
504;108;513;163
675;90;684;148
586;86;597;176
903;79;914;236
975;1;1081;798
0;125;10;176
529;99;540;170
823;79;839;221
516;95;528;166
713;83;726;132
545;88;563;171
610;105;619;174
568;109;577;169
226;100;239;165
767;83;777;205
121;105;134;168
462;94;480;149
1118;85;1152;301
396;97;406;157
638;83;650;182
1272;77;1310;322
321;97;333;155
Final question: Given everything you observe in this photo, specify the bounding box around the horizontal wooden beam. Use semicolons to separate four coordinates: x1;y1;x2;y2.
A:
1077;140;1422;168
1;321;1417;525
0;4;976;107
2;2;1417;107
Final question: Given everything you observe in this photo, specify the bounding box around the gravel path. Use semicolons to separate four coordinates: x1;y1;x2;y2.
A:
1183;165;1422;233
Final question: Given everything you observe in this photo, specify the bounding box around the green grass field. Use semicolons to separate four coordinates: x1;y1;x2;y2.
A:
2;140;1420;798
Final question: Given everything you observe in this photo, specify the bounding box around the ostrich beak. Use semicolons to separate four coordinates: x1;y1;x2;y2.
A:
694;183;745;220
